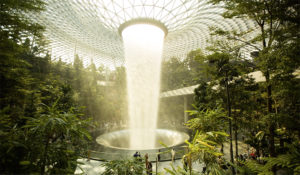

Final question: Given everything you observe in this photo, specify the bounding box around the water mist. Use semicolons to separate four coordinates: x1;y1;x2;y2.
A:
122;24;165;149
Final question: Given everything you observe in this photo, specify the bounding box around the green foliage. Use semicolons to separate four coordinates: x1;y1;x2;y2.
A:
160;49;207;91
186;131;227;159
22;102;93;174
160;57;193;91
164;164;200;175
100;66;127;122
1;0;299;174
101;158;144;175
255;131;265;142
184;108;229;173
206;52;241;84
208;0;300;165
242;145;300;175
184;131;230;175
0;0;45;42
176;1;299;174
193;81;221;110
0;0;107;173
186;108;228;133
184;49;208;82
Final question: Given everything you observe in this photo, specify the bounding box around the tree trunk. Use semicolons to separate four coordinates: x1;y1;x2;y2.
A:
234;115;238;158
266;71;275;157
225;75;235;175
261;22;275;158
266;70;276;174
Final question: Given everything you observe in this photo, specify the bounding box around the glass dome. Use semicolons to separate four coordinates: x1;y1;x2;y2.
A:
27;0;258;68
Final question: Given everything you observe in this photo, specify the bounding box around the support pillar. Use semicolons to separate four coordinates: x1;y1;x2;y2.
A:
184;96;188;123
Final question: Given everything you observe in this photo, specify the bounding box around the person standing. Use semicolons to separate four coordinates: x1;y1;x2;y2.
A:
133;151;139;158
157;149;161;162
146;161;152;175
145;153;152;175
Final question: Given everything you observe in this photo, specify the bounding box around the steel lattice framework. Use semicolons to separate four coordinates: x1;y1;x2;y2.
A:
28;0;258;68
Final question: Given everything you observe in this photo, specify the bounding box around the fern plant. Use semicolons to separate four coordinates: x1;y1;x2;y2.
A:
237;144;300;175
101;158;144;175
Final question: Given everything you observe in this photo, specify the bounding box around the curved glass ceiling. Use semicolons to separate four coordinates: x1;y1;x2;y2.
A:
28;0;258;68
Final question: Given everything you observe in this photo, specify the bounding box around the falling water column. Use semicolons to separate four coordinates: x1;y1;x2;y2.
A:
122;24;165;150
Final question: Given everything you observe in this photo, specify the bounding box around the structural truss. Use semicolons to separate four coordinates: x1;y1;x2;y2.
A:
28;0;258;68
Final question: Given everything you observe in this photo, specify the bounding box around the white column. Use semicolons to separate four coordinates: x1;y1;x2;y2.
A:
184;96;188;123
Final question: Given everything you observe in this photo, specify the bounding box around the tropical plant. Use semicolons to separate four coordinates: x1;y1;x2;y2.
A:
184;131;230;175
235;143;300;175
23;101;93;174
161;57;193;91
101;158;144;175
186;107;228;133
209;0;300;159
164;163;200;175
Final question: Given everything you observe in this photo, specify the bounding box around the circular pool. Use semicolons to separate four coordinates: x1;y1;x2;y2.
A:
96;129;189;150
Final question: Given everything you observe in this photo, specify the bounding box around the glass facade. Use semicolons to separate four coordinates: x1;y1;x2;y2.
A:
27;0;258;68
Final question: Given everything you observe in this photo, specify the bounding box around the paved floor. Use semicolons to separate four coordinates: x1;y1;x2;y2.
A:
75;141;248;174
75;158;204;175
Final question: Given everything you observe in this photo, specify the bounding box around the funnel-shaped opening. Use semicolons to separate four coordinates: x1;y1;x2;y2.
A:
96;129;189;150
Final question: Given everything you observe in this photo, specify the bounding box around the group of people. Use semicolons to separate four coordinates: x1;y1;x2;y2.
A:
133;151;152;175
132;148;177;175
244;148;266;164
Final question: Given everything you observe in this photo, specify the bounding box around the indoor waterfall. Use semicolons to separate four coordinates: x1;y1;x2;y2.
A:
122;24;165;149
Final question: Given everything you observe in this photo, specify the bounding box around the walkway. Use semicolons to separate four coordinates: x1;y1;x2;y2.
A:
75;158;203;174
75;141;249;174
160;70;300;98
